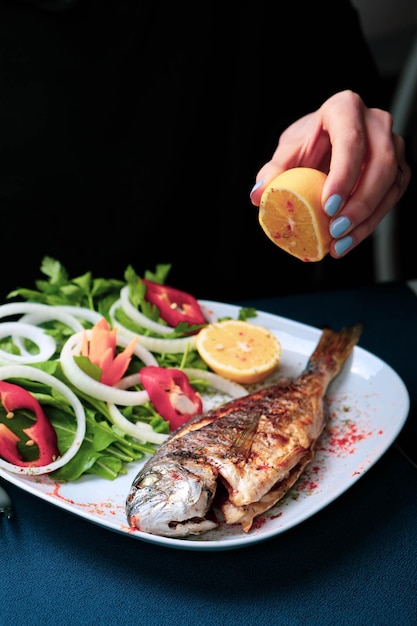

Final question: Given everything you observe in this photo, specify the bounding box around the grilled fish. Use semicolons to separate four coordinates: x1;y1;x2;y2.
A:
126;323;362;538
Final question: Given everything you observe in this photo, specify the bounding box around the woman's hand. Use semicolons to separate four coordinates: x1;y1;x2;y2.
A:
250;90;410;258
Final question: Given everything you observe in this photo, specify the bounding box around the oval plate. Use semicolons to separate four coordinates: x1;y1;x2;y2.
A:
0;301;409;551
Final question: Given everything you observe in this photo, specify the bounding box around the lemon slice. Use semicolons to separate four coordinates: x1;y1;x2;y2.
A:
196;320;282;384
259;167;331;262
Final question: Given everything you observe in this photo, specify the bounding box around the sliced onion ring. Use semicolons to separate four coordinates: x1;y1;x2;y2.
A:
60;331;153;405
0;302;87;359
119;286;174;334
53;305;103;326
107;403;168;445
12;310;84;357
182;368;248;398
0;322;57;364
0;301;80;322
0;364;86;475
16;310;84;333
115;373;150;389
109;300;197;354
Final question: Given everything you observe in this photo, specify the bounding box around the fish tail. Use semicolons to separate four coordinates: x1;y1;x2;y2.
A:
306;323;363;376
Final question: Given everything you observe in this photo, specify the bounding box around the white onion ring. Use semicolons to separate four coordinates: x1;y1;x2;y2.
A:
106;403;168;445
15;310;84;333
0;301;100;327
0;364;86;475
12;310;84;356
60;330;152;405
0;301;76;321
0;322;57;364
53;305;103;326
138;335;197;354
183;368;248;399
119;286;174;334
0;302;87;359
109;300;197;354
115;373;149;390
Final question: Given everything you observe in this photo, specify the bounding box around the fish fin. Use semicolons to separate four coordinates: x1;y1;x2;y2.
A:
306;323;363;375
222;449;314;531
226;410;262;464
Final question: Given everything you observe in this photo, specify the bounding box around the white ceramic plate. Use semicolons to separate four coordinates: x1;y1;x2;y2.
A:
0;301;409;551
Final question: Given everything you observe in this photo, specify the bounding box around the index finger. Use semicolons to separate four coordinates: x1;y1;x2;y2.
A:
319;91;369;209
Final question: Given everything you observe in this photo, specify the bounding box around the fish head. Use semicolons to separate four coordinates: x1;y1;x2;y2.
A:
126;459;218;538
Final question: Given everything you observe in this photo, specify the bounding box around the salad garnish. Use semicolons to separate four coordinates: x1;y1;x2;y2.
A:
0;258;252;480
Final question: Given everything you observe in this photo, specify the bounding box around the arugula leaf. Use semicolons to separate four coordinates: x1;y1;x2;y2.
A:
86;456;125;481
238;307;258;321
7;257;124;312
74;355;102;381
143;264;172;284
41;256;69;285
125;267;161;322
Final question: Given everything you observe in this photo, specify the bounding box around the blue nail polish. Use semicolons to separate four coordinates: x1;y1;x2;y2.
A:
324;194;342;216
250;179;264;195
330;216;351;238
334;236;353;256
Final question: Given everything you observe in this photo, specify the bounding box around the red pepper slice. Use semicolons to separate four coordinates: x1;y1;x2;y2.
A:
142;279;205;330
139;366;203;431
0;381;60;467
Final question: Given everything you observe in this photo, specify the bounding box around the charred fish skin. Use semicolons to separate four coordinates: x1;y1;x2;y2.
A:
126;324;363;539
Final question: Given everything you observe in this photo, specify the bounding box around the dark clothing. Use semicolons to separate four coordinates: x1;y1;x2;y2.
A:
0;1;384;301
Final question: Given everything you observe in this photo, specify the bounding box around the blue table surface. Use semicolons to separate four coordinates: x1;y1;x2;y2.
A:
2;281;417;626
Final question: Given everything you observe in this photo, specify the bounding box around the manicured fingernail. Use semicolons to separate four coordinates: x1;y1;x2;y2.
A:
334;235;353;256
324;194;342;216
250;179;264;195
330;216;351;238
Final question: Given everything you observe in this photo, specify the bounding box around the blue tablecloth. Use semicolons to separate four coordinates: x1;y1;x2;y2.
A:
2;281;417;626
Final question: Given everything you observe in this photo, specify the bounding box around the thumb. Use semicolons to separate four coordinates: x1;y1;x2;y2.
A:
249;163;285;206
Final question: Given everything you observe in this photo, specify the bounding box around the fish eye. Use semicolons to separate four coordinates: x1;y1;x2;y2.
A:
138;473;159;488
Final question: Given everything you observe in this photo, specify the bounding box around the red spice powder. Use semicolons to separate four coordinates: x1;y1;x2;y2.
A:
326;418;374;457
48;481;119;517
290;398;380;498
251;515;267;530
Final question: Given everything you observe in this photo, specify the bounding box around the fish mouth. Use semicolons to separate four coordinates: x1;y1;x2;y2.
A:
149;514;217;538
126;460;218;538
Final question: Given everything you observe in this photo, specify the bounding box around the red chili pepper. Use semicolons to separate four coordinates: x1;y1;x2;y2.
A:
0;381;60;467
142;279;205;330
139;366;203;431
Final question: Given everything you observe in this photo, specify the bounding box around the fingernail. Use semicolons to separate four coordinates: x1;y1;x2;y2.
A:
324;194;342;216
334;235;353;256
330;216;351;238
250;179;264;195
